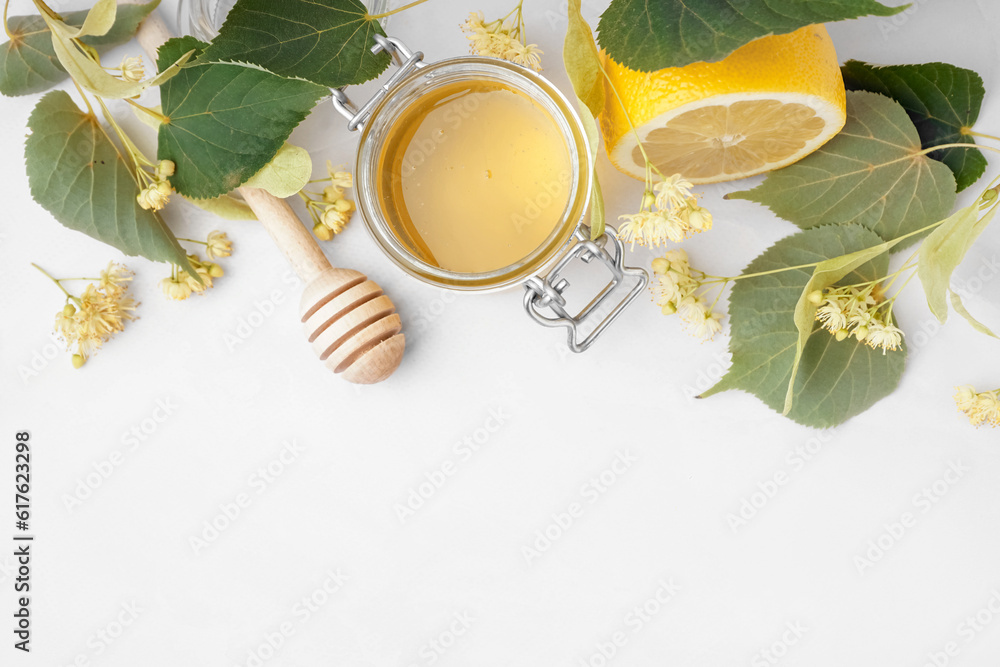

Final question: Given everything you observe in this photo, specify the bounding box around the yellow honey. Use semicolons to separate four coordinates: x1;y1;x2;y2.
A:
376;80;572;274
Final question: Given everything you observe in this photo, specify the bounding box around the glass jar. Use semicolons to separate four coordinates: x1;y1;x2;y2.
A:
353;56;593;291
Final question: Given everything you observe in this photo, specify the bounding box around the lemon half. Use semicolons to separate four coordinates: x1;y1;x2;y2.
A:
600;25;847;184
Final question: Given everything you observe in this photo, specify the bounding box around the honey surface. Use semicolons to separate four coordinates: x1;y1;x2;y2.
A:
379;80;572;273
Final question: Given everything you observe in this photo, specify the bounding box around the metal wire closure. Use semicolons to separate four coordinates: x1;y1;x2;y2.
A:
331;36;425;132
523;227;649;353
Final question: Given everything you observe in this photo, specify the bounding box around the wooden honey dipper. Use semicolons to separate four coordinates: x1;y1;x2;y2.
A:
135;12;405;384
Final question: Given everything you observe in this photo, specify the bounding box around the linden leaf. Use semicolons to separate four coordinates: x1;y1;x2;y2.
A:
243;144;313;199
728;91;956;246
564;0;603;118
49;0;118;39
786;232;905;415
184;195;257;221
38;8;192;100
563;0;604;239
199;0;390;88
25;91;193;272
596;0;904;72
0;1;160;97
701;224;905;428
156;37;327;200
948;290;998;339
842;60;987;191
918;195;999;326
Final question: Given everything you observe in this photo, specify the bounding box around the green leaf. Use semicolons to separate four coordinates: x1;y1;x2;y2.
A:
786;232;904;414
564;0;603;118
199;0;390;88
243;144;313;198
183;195;257;221
156;37;327;200
25;91;193;272
596;0;904;72
842;60;987;191
918;196;998;323
701;224;905;428
728;91;956;246
948;290;998;338
0;1;160;97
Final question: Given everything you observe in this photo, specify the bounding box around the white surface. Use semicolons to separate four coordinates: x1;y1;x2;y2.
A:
2;1;1000;666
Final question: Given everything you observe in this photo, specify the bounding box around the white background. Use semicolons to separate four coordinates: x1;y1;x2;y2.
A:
3;0;1000;666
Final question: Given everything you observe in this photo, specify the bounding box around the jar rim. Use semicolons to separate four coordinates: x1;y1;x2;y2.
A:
354;57;594;292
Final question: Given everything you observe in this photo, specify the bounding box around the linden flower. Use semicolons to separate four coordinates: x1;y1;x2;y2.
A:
505;40;543;71
160;275;193;301
619;173;713;247
45;264;138;366
461;9;543;72
155;159;176;180
814;285;903;353
650;249;724;341
98;261;133;295
864;320;904;354
326;162;353;189
654;174;695;210
205;231;233;259
305;166;356;240
137;181;172;211
322;207;351;234
954;386;1000;428
120;55;144;82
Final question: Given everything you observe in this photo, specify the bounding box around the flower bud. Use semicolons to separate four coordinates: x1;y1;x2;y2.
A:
205;230;232;259
807;290;824;305
333;198;354;213
835;329;849;342
651;257;669;275
660;301;677;315
687;206;713;231
155;160;176;179
208;263;224;278
313;222;334;241
854;326;868;341
641;191;656;210
63;303;77;317
71;353;86;369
